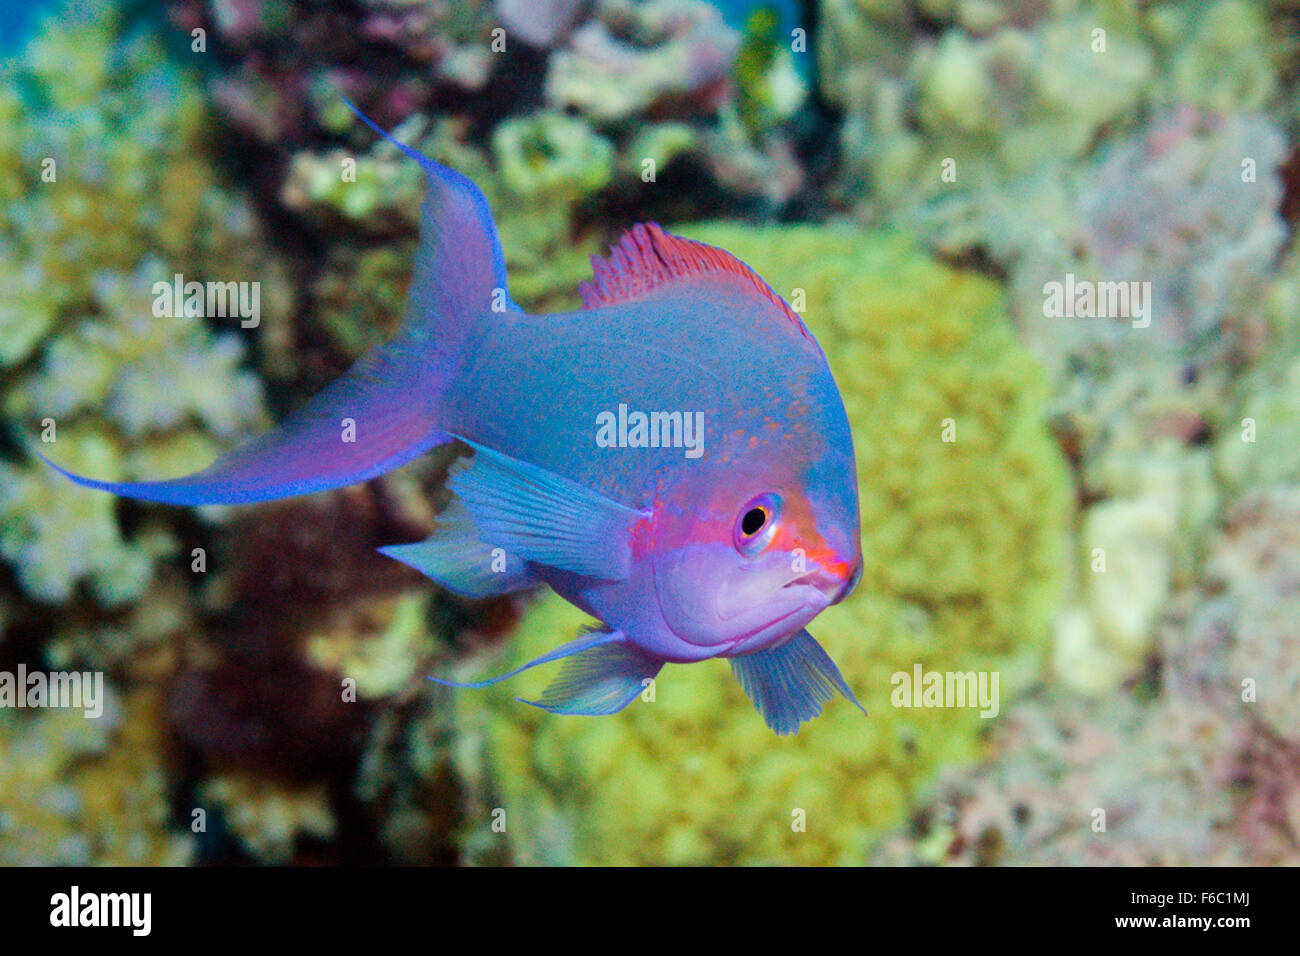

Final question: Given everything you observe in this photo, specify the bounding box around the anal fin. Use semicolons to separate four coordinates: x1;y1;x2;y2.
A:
429;626;662;717
448;437;645;580
518;640;663;716
430;627;626;690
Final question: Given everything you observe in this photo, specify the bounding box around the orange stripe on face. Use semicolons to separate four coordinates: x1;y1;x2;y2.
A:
770;492;848;579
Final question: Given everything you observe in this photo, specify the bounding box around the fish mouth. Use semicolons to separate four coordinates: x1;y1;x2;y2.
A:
715;558;852;649
718;601;814;654
651;546;856;650
782;560;856;604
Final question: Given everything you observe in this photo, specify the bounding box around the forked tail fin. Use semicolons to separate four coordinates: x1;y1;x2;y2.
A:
39;96;514;506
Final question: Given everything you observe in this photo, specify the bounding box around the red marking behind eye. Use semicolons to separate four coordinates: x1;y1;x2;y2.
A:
629;500;660;562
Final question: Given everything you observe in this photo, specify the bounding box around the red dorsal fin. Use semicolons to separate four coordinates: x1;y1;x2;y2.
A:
579;223;810;339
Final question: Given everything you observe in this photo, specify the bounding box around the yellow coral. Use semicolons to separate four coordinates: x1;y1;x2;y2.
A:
0;2;277;606
451;225;1071;865
0;427;156;605
197;771;336;865
0;686;194;866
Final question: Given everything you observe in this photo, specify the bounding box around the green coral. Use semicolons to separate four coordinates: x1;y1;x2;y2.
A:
286;110;614;319
305;592;434;700
311;246;413;360
734;6;808;133
620;122;696;178
10;265;264;441
285;147;425;224
819;0;1152;212
1151;0;1284;113
490;112;613;309
196;770;336;865
0;687;194;866
1217;354;1300;492
0;2;278;606
0;427;154;606
1215;243;1300;492
1054;443;1218;695
450;225;1071;865
0;4;275;367
492;112;613;200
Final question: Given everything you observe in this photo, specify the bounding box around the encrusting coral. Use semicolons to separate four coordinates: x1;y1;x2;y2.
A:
874;482;1300;866
196;770;336;865
0;685;194;866
545;0;740;121
448;225;1071;865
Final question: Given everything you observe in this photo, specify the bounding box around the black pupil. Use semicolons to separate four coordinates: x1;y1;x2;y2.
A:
741;507;767;536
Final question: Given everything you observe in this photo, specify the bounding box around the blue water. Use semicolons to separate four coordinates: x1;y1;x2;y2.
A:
713;0;802;32
0;0;59;55
713;0;807;75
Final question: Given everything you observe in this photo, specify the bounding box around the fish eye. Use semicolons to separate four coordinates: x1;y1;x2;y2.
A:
734;493;780;555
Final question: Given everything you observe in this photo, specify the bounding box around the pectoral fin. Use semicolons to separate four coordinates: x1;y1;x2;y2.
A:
378;499;538;598
730;630;866;735
447;438;646;580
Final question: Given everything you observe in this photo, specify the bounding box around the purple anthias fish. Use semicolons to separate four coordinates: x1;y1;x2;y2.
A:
42;98;865;734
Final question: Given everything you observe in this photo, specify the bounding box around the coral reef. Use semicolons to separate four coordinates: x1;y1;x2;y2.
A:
2;0;1296;870
0;685;194;866
1215;245;1300;493
1052;438;1218;695
545;0;739;120
304;592;433;701
818;0;1151;212
989;108;1284;370
816;1;1292;373
353;691;464;866
449;225;1071;865
813;0;1294;711
282;109;610;317
178;0;504;143
874;482;1300;865
195;770;335;865
1151;0;1283;115
179;0;808;342
495;0;588;50
0;2;283;607
870;691;1251;866
903;103;1291;697
1208;487;1300;743
732;4;807;134
0;1;391;869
